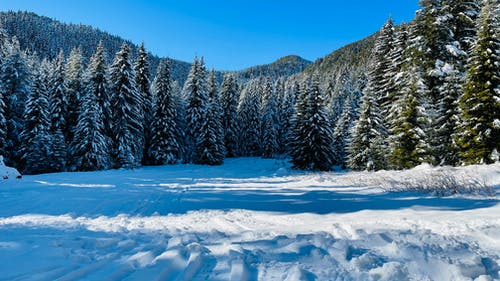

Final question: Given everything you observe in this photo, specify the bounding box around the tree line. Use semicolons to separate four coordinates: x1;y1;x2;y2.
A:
0;0;497;174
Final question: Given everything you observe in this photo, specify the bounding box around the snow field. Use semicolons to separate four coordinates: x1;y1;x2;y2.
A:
0;158;499;280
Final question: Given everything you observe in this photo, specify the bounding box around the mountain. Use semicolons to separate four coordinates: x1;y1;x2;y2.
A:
0;11;191;84
301;34;375;78
0;11;373;87
237;55;311;81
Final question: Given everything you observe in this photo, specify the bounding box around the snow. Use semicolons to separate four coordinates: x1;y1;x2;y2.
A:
0;158;499;280
0;156;21;180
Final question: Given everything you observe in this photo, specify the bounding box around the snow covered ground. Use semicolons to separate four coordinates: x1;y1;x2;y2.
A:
0;158;499;281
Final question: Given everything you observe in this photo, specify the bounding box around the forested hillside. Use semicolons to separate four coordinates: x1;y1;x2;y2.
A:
237;55;311;81
0;11;192;84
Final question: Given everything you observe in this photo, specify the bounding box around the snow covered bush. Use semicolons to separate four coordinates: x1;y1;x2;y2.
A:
0;155;21;180
374;165;494;196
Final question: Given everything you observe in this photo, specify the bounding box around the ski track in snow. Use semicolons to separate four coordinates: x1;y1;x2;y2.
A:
0;158;499;281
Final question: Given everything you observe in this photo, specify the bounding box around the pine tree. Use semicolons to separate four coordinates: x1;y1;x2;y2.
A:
184;57;209;162
435;65;462;165
20;63;52;174
49;51;68;136
237;79;262;156
220;73;240;157
70;45;113;171
415;0;457;164
148;60;180;165
372;18;396;121
290;77;334;171
65;47;84;144
47;50;68;171
134;43;151;165
195;70;224;165
171;80;187;163
353;19;395;169
109;43;143;169
332;97;359;168
89;42;113;140
261;77;279;158
278;80;296;154
347;88;386;171
388;64;429;169
455;0;500;164
0;38;31;166
325;79;345;129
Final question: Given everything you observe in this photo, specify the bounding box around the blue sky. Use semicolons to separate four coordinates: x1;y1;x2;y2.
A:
0;0;419;70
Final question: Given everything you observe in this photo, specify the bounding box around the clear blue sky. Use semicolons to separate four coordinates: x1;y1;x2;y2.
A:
0;0;419;70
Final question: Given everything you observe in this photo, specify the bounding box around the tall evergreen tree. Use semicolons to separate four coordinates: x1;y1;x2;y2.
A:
278;79;295;154
195;70;224;165
134;43;151;165
220;73;240;158
47;50;68;171
237;79;262;156
372;18;396;121
20;63;52;174
184;57;209;163
435;65;462;165
455;0;500;164
65;47;84;143
414;0;457;164
70;45;113;171
332;97;359;168
261;77;279;158
0;37;31;166
347;88;386;171
290;77;334;171
148;60;180;165
388;64;429;169
355;18;395;169
109;43;143;169
89;42;112;140
49;51;68;136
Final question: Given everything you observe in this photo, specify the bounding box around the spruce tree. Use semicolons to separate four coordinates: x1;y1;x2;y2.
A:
0;38;31;166
47;50;68;171
49;51;68;137
388;64;429;169
148;60;180;165
354;19;395;169
435;65;462;165
65;47;84;144
279;80;296;154
414;0;457;164
290;77;334;171
109;43;143;169
347;88;386;171
332;97;359;168
220;73;240;157
455;0;500;164
237;79;262;156
372;18;396;121
261;77;279;158
71;46;113;171
184;57;209;162
195;70;224;165
134;43;151;165
20;64;52;174
90;42;113;140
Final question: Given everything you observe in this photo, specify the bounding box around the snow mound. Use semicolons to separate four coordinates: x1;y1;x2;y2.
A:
0;156;21;180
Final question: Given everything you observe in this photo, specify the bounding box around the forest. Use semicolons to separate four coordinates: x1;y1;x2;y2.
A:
0;0;498;175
